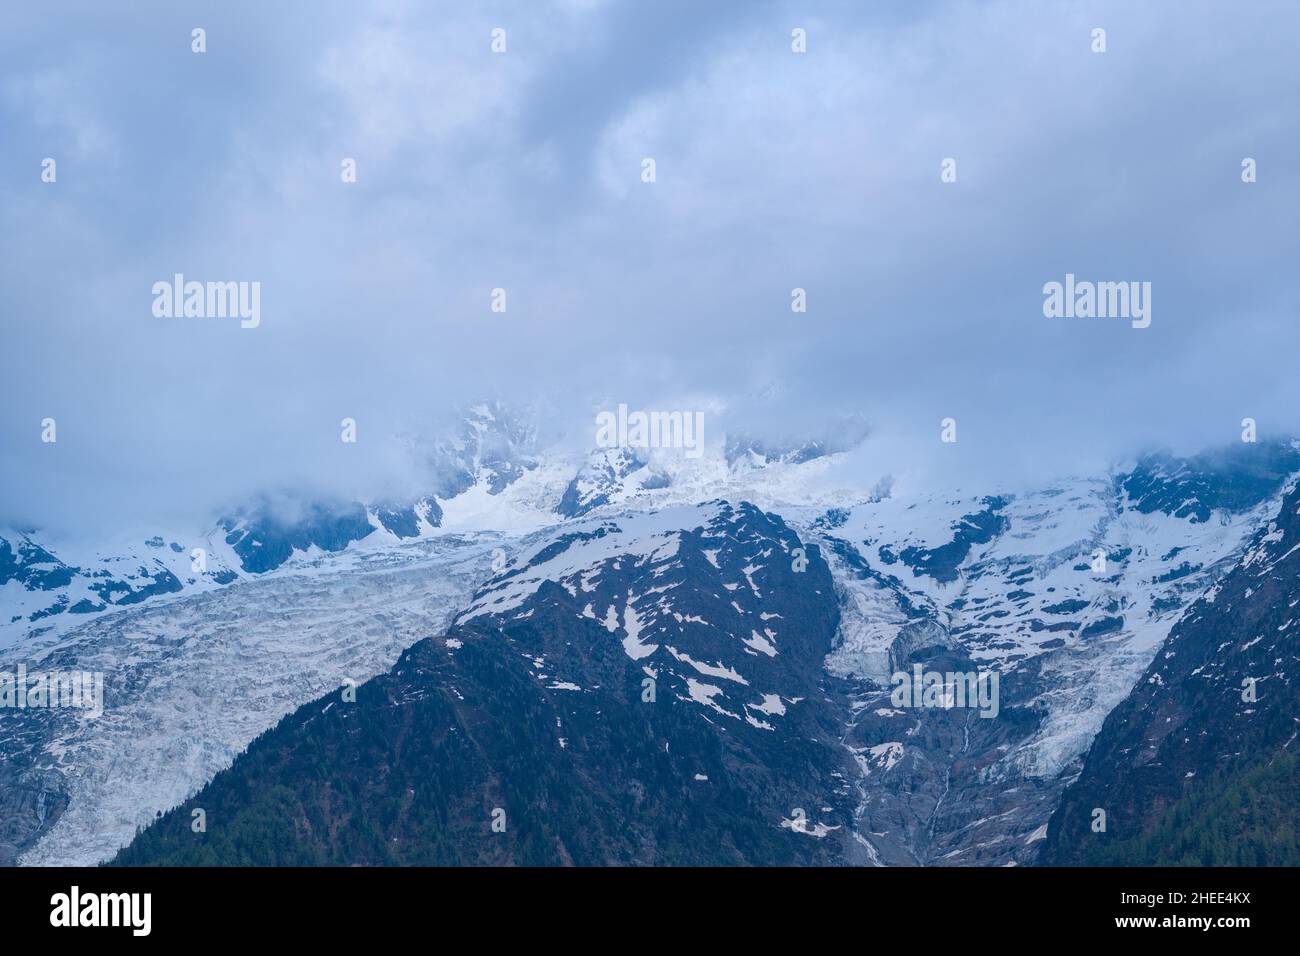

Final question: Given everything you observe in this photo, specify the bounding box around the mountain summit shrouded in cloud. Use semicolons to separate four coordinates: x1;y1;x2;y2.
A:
2;0;1298;533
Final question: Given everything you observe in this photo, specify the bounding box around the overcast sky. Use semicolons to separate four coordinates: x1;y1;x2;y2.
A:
3;0;1298;533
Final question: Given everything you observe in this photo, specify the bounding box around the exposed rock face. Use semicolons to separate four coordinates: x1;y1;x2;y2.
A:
556;447;650;518
0;530;220;632
112;503;867;866
0;768;68;866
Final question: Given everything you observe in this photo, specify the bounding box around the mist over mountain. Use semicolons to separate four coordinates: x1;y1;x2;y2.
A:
3;0;1300;535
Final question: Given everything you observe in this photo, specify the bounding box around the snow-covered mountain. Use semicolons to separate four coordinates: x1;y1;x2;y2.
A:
111;500;864;866
3;409;1297;866
0;404;545;648
801;469;1290;864
1043;472;1300;864
1;402;857;646
0;527;242;640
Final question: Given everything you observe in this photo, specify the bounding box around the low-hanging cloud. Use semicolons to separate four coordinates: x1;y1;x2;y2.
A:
2;0;1298;534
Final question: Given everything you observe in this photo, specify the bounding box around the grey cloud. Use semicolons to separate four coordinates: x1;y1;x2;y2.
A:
1;0;1297;531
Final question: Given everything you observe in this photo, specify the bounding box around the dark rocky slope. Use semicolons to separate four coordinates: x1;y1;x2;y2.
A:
112;502;866;866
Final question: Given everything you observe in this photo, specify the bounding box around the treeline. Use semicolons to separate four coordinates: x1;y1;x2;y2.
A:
1079;751;1299;866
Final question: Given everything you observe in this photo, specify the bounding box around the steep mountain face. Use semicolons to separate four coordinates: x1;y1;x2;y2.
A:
554;417;873;521
218;404;543;575
220;497;444;574
1120;442;1300;523
0;529;239;640
794;459;1293;866
724;416;871;470
424;402;542;500
1041;480;1300;865
111;502;869;866
556;447;662;518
